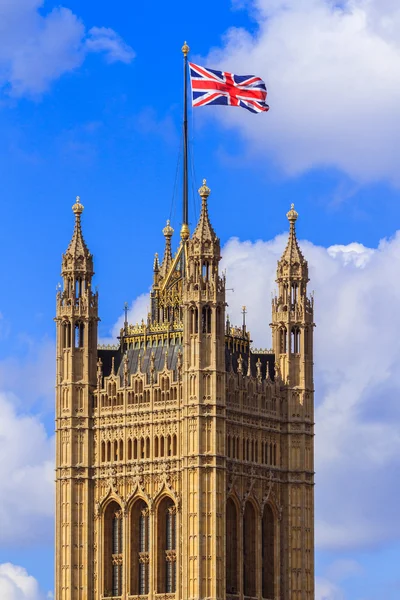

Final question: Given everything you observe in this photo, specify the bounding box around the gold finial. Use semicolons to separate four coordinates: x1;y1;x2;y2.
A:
72;195;84;215
286;203;298;223
182;41;190;56
163;219;174;238
198;178;211;199
180;223;190;241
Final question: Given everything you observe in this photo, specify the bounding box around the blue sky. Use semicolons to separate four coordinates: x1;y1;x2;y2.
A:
1;0;400;598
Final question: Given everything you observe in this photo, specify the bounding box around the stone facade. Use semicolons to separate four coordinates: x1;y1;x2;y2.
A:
55;183;315;600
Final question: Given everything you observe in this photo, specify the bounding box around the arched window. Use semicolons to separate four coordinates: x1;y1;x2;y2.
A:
279;327;287;354
243;502;256;597
172;434;177;456
155;436;159;458
291;326;300;354
103;502;123;597
62;322;72;349
262;505;275;599
226;498;238;593
157;498;176;593
291;282;298;305
202;306;212;334
140;438;145;459
202;261;209;280
167;435;172;457
128;439;132;460
75;321;84;348
130;500;149;595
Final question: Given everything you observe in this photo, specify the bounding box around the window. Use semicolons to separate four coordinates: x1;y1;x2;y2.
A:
243;502;256;597
202;306;212;334
75;322;84;348
262;505;275;598
131;501;149;595
62;322;71;349
103;502;122;597
279;327;287;354
157;498;176;594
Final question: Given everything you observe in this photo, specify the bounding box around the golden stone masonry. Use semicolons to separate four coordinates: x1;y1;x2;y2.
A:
55;188;315;600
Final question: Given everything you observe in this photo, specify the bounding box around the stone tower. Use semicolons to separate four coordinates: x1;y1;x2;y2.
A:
55;186;315;600
55;197;98;599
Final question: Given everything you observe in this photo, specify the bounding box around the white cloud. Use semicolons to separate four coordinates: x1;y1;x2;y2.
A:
0;563;46;600
316;576;344;600
0;339;55;412
202;0;400;184
86;27;135;64
0;393;54;546
99;293;149;345
0;0;134;97
221;228;400;549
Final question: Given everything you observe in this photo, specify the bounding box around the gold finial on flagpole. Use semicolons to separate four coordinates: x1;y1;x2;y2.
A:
182;41;190;56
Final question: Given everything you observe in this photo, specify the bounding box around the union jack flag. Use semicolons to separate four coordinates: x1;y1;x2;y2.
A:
189;62;269;114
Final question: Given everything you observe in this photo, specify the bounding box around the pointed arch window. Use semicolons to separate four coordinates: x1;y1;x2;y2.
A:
75;321;84;348
62;322;71;349
202;305;212;334
291;326;300;354
262;504;275;599
243;502;256;597
157;498;177;593
103;502;123;598
291;282;298;306
279;327;287;354
131;500;150;595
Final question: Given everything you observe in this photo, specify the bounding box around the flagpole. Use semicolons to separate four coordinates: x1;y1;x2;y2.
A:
181;41;190;243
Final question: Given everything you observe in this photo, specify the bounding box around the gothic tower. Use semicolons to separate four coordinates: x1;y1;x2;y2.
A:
180;180;226;599
55;188;315;600
55;197;98;599
270;204;315;598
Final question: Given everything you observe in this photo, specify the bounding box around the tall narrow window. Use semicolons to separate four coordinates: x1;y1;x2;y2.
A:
291;326;300;354
75;322;84;348
262;505;275;599
131;500;149;595
157;498;176;593
243;502;256;597
103;502;123;598
202;306;212;334
279;327;287;354
226;499;238;593
62;322;72;349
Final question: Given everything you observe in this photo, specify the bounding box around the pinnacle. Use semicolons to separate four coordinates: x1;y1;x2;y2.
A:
159;219;174;277
279;203;306;267
62;196;93;273
192;179;217;244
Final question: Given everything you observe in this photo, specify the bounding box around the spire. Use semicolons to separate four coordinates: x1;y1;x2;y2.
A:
159;220;174;277
279;204;306;267
62;196;93;276
153;252;160;286
192;179;218;248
